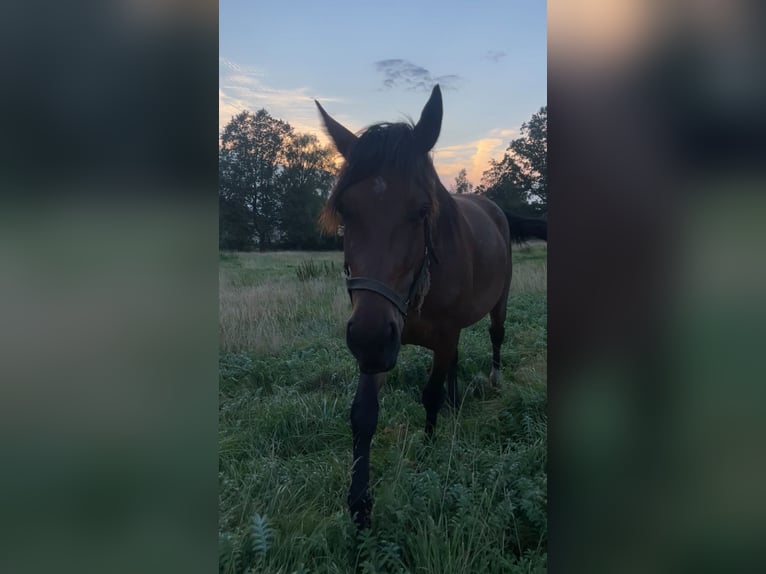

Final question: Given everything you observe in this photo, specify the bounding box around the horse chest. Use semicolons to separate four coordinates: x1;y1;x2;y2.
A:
401;317;440;348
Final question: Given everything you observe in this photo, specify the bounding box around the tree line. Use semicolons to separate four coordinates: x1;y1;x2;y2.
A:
219;109;339;251
219;106;546;251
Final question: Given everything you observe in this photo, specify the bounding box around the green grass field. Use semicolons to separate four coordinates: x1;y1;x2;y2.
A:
219;244;547;573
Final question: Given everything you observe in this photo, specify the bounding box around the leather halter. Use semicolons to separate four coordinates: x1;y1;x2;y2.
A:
343;219;436;318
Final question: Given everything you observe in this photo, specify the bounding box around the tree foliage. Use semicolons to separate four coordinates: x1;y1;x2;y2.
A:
478;106;547;217
278;133;337;249
219;109;293;250
218;110;339;251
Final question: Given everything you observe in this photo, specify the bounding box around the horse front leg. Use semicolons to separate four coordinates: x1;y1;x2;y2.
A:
422;330;459;435
348;372;382;529
489;276;510;386
446;330;462;408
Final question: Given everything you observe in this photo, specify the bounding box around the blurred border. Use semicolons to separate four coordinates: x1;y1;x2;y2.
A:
549;1;766;572
0;2;219;573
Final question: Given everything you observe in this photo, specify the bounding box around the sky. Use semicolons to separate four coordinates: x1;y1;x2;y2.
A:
219;0;546;188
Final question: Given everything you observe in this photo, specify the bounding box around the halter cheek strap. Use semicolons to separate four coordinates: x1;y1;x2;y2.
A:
344;219;436;318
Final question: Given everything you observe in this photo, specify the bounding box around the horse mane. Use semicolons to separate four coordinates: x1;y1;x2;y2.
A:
319;122;457;235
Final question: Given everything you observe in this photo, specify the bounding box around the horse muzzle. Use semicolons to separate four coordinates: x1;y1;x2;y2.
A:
346;315;401;374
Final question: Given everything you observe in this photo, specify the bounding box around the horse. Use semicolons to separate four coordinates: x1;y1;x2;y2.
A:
315;85;546;528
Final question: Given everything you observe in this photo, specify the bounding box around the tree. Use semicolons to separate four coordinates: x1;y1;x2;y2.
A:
277;133;337;249
219;148;253;250
479;106;546;216
452;168;473;194
219;109;292;250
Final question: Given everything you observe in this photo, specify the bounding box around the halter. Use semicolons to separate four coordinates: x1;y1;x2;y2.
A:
343;219;437;318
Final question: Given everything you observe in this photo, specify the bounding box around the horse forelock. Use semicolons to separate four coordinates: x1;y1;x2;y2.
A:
319;122;447;235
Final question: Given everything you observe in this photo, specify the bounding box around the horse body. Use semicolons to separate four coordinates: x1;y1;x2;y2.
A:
442;194;511;323
315;85;543;528
403;194;511;336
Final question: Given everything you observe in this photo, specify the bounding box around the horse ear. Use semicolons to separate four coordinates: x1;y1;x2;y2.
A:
414;84;442;153
315;100;358;160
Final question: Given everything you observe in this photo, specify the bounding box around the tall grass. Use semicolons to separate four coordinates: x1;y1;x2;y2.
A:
219;246;547;573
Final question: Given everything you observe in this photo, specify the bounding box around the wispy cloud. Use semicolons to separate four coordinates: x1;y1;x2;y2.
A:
219;57;343;142
219;57;263;76
485;50;507;63
374;59;462;91
488;127;517;138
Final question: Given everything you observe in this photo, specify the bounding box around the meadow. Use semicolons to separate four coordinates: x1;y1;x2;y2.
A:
219;244;547;573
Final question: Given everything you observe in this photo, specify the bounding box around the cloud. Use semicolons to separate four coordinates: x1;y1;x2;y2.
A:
485;50;507;63
432;129;517;187
219;57;344;144
374;59;462;91
489;127;517;138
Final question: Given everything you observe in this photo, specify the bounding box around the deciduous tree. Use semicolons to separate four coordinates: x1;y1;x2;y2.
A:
219;110;292;250
479;106;546;216
277;134;337;249
452;168;473;194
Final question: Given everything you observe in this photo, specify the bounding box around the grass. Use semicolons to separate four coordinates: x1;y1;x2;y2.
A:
219;244;547;573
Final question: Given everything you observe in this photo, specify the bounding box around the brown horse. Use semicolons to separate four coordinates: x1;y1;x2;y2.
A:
315;85;546;528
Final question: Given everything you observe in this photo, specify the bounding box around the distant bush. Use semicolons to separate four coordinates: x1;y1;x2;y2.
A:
296;259;340;282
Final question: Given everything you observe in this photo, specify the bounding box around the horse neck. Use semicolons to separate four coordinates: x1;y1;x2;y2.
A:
433;182;458;236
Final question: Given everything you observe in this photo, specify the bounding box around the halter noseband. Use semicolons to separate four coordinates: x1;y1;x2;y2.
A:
343;219;436;318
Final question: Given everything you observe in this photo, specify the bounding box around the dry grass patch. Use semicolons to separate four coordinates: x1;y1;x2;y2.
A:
511;261;547;293
219;277;349;354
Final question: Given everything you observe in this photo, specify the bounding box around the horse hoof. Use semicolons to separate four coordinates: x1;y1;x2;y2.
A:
489;367;501;386
348;495;372;529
